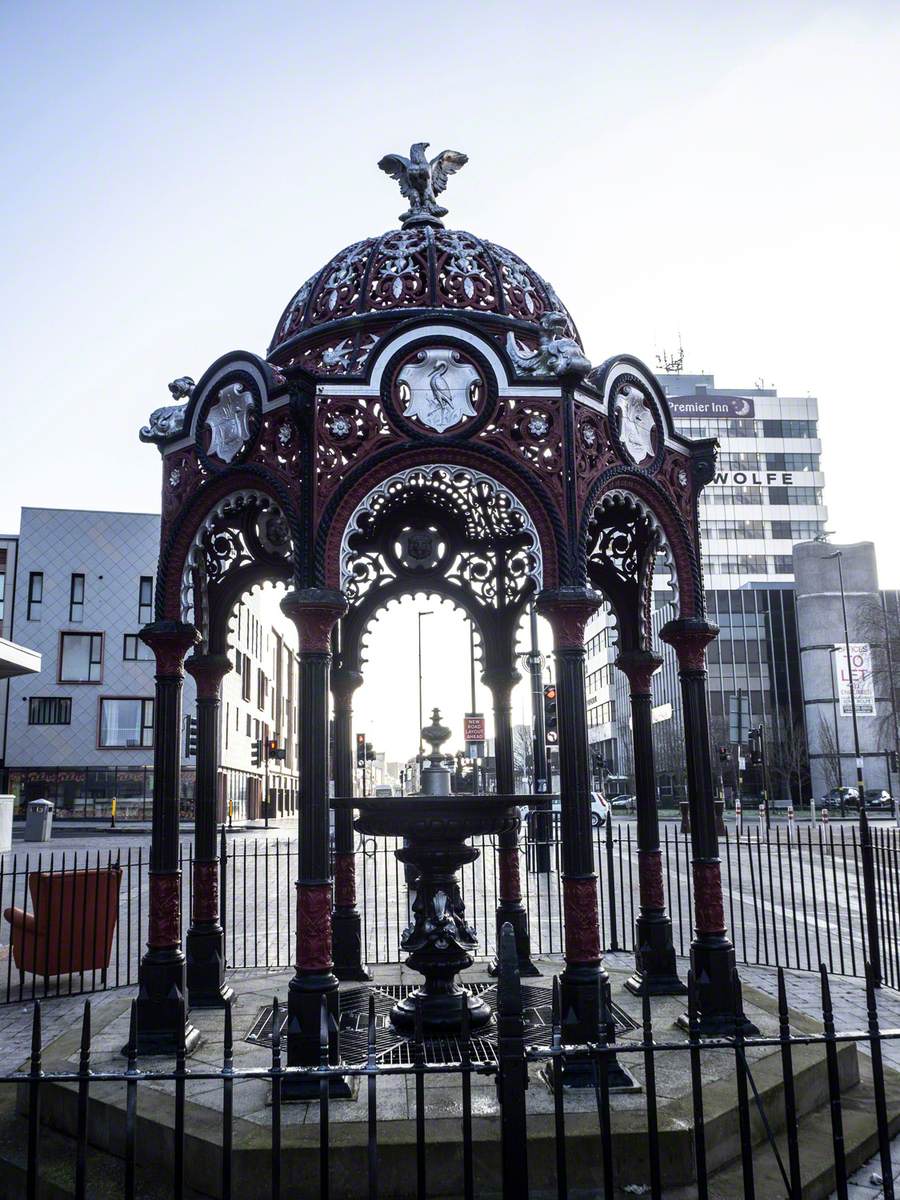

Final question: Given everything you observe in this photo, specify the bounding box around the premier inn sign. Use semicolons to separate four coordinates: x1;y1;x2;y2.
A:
712;470;798;486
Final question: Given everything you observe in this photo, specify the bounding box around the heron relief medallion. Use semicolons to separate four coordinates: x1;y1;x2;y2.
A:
396;348;483;434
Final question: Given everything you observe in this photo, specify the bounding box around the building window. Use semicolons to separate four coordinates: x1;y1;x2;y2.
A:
771;521;792;540
138;577;154;625
761;419;817;439
28;697;72;726
27;572;43;620
771;556;794;573
241;655;252;702
0;565;5;633
69;573;85;623
257;668;266;711
123;634;154;661
99;697;154;748
765;453;820;473
59;632;103;682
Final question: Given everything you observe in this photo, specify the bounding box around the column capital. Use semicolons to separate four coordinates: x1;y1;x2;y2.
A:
481;666;521;701
331;667;364;704
185;652;233;699
659;618;719;671
281;588;349;653
615;649;662;696
140;621;201;677
535;587;603;649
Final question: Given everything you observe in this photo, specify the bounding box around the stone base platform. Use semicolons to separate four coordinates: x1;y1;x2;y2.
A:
9;962;900;1199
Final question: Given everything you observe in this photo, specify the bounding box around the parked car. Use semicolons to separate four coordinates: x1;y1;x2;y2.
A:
590;792;611;827
863;789;894;811
816;787;859;811
609;793;636;811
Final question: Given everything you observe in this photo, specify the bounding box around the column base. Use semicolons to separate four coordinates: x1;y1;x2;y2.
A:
128;950;199;1056
487;904;540;978
680;935;760;1037
282;968;351;1100
186;925;234;1009
624;912;687;997
332;909;372;982
556;963;637;1090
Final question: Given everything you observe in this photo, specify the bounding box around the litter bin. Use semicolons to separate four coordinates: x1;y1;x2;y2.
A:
0;795;13;853
25;799;54;842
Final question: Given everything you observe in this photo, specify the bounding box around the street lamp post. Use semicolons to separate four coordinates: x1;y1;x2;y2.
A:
417;611;434;756
827;550;881;986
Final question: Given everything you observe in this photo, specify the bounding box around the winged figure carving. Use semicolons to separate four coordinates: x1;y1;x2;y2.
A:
378;142;468;227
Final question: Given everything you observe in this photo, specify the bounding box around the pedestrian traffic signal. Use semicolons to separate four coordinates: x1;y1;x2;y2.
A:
251;739;263;768
718;745;729;763
185;716;197;758
543;684;558;745
356;733;366;768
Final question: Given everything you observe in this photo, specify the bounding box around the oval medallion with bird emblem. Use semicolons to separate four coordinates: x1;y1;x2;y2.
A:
395;348;484;434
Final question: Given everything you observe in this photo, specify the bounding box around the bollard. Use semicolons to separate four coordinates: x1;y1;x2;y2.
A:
787;805;795;843
759;802;766;828
679;799;691;835
714;798;726;837
110;796;117;829
735;799;742;835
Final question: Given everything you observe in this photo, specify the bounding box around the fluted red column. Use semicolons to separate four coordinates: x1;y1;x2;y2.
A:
184;652;233;1008
537;589;634;1088
615;649;685;996
660;618;755;1034
281;588;351;1097
134;620;201;1055
483;665;538;977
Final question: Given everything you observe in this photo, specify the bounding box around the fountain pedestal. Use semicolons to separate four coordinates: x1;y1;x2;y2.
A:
350;794;518;1033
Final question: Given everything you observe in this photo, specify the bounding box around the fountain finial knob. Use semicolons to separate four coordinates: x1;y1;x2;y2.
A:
421;708;451;759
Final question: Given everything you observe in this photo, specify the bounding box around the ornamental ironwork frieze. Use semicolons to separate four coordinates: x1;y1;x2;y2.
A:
339;465;542;614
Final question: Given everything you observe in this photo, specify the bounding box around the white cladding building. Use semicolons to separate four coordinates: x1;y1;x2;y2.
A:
0;508;299;821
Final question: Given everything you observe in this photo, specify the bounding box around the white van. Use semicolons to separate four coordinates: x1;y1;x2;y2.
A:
373;785;394;798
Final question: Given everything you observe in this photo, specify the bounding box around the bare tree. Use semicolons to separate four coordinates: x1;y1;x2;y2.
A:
765;713;809;803
511;724;533;792
817;714;843;792
853;595;900;753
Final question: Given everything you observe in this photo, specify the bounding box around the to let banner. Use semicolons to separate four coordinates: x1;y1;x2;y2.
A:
833;643;876;717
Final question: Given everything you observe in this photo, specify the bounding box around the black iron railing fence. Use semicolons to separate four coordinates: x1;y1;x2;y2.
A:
3;819;900;1004
2;931;898;1199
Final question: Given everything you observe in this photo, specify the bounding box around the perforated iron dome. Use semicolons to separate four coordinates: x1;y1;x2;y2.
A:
267;143;581;362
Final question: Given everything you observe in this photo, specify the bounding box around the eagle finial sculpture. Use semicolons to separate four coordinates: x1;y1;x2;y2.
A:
378;142;468;227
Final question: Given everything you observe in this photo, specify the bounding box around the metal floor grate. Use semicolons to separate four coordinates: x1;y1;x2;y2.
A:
245;983;638;1065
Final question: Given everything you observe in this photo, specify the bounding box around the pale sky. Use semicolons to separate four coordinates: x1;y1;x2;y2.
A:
3;2;899;760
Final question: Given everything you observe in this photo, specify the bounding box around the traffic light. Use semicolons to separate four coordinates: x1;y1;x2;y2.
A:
748;727;763;767
356;733;366;769
366;741;376;762
267;738;285;761
891;750;899;774
718;745;729;763
543;684;558;745
251;739;263;768
184;716;197;758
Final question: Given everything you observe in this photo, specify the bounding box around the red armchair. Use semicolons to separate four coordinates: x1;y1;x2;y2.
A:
3;866;123;987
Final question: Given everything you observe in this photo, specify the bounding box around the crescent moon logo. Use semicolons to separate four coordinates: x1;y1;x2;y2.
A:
734;398;751;417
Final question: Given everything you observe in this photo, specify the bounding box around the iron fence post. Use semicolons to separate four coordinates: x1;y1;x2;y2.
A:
605;816;619;952
495;922;529;1199
859;810;883;987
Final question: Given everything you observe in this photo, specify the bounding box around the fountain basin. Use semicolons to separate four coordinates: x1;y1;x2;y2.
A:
341;795;518;1033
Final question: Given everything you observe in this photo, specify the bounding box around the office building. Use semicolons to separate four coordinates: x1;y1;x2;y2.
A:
585;373;827;800
0;508;299;820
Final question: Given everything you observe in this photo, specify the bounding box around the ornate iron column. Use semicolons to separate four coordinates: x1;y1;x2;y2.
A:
536;589;633;1087
184;653;233;1008
660;618;755;1034
330;665;371;981
615;649;685;996
483;664;538;977
281;587;351;1097
133;620;201;1055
